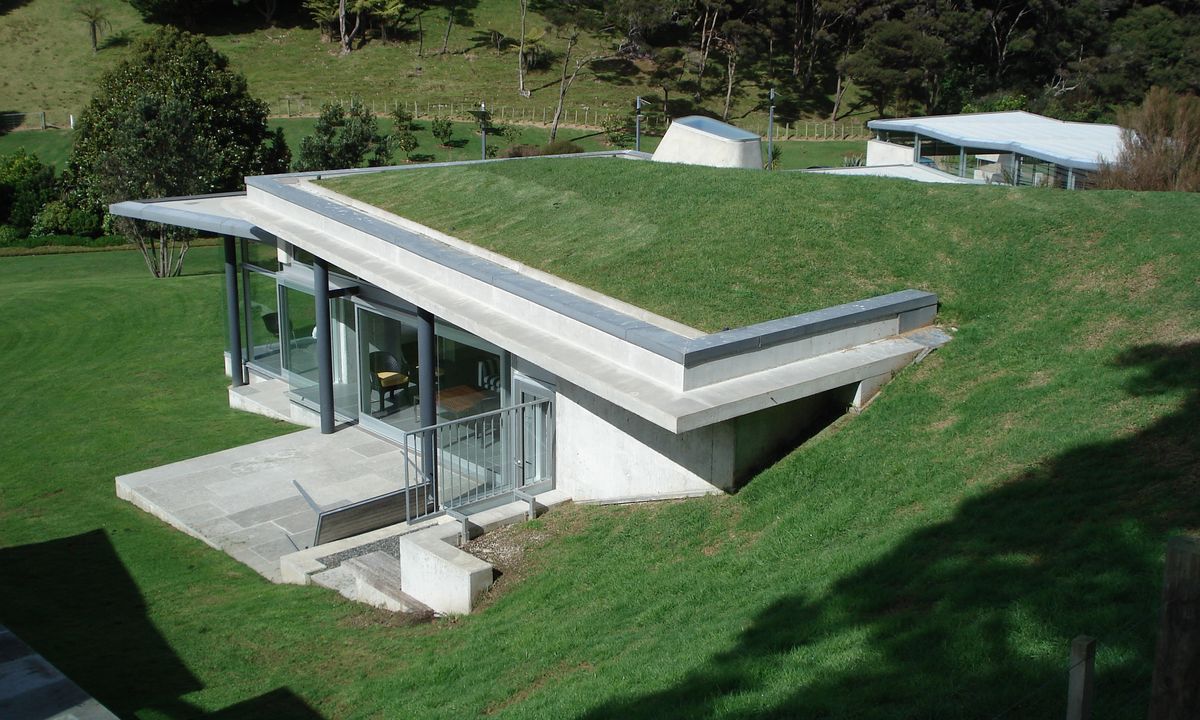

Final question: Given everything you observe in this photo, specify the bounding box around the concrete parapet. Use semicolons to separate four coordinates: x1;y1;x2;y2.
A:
397;524;494;615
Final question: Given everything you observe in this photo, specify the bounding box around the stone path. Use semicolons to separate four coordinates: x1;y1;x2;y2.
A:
0;626;118;720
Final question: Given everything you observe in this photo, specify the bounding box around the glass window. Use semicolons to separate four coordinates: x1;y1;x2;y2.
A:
244;239;279;271
357;307;422;435
280;285;320;408
244;269;281;377
435;321;504;423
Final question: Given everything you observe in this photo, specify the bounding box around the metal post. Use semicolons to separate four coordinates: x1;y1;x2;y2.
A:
480;101;487;161
766;87;776;170
313;258;335;434
959;146;967;177
913;133;921;163
223;236;245;387
416;308;438;499
635;96;644;153
1066;636;1096;720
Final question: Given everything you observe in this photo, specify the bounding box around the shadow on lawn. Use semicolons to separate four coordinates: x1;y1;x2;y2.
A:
0;530;324;719
580;341;1200;719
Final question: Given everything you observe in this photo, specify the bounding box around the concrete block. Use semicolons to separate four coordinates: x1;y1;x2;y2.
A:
397;524;493;615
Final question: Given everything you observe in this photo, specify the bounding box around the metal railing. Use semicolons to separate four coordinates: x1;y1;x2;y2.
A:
402;397;554;515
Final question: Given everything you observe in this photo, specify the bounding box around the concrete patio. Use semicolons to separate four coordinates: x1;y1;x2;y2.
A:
116;427;414;582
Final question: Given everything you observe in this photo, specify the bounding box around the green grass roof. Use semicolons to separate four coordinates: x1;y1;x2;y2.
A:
318;157;1200;333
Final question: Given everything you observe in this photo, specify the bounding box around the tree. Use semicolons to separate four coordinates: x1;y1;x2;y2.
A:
843;19;947;116
78;3;110;53
540;0;608;142
295;101;392;170
127;0;216;27
1096;87;1200;192
392;129;420;161
438;0;478;55
517;0;530;96
67;28;287;277
431;116;454;146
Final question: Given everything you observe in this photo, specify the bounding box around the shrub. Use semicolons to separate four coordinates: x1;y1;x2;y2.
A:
601;115;635;148
498;141;585;159
390;106;420;132
543;139;584;155
431;117;454;147
0;225;22;247
1096;87;1200;191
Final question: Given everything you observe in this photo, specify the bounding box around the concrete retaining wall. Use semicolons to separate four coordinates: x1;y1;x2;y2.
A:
397;523;493;614
867;139;914;166
556;380;735;503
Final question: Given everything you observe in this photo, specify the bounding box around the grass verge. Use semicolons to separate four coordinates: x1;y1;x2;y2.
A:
1;174;1197;718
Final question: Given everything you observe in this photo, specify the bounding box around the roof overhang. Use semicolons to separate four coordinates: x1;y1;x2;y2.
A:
868;111;1123;171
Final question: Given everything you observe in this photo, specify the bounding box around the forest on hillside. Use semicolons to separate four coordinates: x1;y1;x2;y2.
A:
125;0;1200;123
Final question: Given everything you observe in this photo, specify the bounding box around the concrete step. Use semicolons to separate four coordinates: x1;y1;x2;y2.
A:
343;551;432;615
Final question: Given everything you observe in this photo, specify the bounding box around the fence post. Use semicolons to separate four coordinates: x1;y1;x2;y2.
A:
1066;636;1096;720
40;111;46;130
1149;536;1200;720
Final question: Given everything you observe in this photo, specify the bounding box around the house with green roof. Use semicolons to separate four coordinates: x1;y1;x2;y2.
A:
110;148;948;544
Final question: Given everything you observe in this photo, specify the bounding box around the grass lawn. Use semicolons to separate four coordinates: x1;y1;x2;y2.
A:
2;172;1198;718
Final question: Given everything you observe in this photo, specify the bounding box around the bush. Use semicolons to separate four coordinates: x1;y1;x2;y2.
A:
498;141;585;159
0;225;22;247
431;117;454;147
543;139;585;155
601;115;634;148
1096;87;1200;191
31;201;102;238
390;106;420;132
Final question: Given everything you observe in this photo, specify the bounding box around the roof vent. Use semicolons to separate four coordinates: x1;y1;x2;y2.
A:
651;116;762;169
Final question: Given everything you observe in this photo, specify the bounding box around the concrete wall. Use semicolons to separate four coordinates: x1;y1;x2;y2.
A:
733;391;834;481
652;123;762;169
556;380;735;503
866;139;915;166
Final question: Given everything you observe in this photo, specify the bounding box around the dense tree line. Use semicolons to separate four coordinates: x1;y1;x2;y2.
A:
125;0;1199;122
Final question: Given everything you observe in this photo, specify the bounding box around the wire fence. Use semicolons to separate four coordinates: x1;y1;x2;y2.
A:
263;96;870;139
2;100;869;142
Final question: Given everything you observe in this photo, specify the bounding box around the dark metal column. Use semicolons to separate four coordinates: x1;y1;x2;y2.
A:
223;236;245;387
313;258;335;434
416;308;438;495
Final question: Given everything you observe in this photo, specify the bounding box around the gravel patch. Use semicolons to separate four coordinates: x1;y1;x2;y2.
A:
316;535;404;571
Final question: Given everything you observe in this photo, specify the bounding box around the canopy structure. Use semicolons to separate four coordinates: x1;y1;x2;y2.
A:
863;111;1125;189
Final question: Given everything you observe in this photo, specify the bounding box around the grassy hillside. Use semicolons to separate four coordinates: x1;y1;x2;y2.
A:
1;172;1196;718
0;0;650;123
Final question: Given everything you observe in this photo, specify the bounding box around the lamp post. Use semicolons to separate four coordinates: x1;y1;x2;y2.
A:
766;87;776;170
635;96;645;153
480;101;487;161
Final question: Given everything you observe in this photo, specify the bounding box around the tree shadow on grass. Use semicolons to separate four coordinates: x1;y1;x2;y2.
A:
579;341;1200;719
0;530;324;719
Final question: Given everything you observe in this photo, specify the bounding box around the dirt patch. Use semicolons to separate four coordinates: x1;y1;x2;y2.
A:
461;503;580;610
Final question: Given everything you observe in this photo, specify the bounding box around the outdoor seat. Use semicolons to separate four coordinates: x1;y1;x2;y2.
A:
369;351;411;414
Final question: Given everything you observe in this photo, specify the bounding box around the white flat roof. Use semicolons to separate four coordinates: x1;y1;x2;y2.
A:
868;111;1123;171
802;164;983;185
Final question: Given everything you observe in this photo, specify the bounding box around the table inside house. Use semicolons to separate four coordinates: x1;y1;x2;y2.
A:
438;385;488;418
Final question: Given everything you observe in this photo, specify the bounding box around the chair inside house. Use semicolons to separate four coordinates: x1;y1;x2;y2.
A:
262;312;281;338
369;351;412;415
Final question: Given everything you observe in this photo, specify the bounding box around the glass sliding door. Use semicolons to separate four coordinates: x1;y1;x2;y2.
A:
280;284;320;408
244;268;281;377
356;305;421;438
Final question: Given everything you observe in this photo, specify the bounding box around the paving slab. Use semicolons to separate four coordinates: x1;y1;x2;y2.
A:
115;426;410;583
0;627;118;720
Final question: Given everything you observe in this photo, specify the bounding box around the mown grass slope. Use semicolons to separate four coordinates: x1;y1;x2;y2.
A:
1;168;1197;718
